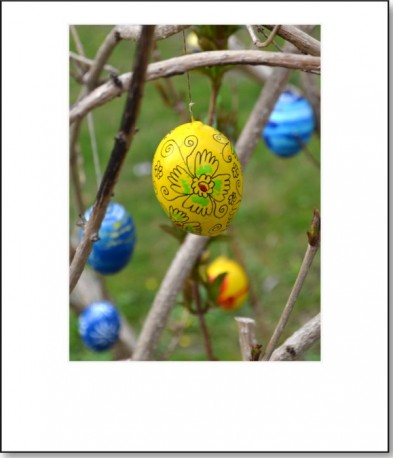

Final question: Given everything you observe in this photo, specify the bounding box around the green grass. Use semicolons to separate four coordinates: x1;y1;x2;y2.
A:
69;25;321;361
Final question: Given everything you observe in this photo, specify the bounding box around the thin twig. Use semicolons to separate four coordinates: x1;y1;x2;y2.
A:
69;51;119;75
257;26;284;52
69;25;155;293
70;26;89;73
263;25;320;56
82;26;122;92
193;281;215;361
300;71;321;136
270;313;320;361
152;44;189;122
301;140;321;170
247;24;280;48
234;317;258;361
115;25;189;41
262;210;321;360
207;79;221;126
86;112;102;188
70;130;85;216
70;50;321;124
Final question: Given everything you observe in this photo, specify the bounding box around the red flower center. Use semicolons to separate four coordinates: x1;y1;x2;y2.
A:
199;183;208;192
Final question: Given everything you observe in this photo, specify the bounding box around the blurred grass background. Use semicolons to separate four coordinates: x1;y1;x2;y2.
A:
69;25;320;361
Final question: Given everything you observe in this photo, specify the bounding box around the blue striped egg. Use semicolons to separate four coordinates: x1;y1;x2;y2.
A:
78;301;121;351
83;202;136;275
263;90;315;157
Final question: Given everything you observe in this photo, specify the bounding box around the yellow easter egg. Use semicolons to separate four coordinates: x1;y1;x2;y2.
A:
207;256;249;310
152;121;243;236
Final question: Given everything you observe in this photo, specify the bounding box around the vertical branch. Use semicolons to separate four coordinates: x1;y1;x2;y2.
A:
262;210;320;361
207;78;221;126
300;71;321;136
70;124;85;216
69;25;155;293
193;280;215;361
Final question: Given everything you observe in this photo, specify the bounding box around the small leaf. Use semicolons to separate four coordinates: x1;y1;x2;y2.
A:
306;209;321;247
206;272;228;305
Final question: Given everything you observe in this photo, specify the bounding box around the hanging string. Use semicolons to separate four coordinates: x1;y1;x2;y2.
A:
182;29;195;122
86;111;102;189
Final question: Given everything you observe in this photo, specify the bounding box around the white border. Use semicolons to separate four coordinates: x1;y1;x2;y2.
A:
2;1;388;452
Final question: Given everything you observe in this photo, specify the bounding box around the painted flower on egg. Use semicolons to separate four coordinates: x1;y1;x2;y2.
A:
168;150;230;216
152;121;243;236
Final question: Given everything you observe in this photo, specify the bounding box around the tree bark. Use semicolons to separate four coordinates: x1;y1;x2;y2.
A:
270;313;321;361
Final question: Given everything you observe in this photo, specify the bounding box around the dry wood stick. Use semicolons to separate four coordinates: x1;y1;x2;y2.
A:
193;281;215;361
69;25;155;293
262;210;321;361
263;25;321;56
270;313;320;361
235;317;258;361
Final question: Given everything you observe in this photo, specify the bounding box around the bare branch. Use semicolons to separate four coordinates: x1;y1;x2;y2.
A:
270;313;321;361
193;280;215;361
263;25;321;56
228;35;273;82
82;27;123;92
131;54;294;361
70;50;321;124
235;317;258;361
69;51;119;74
69;25;156;293
115;24;189;41
70;26;89;73
262;211;321;360
70;130;85;216
247;24;280;48
300;71;321;136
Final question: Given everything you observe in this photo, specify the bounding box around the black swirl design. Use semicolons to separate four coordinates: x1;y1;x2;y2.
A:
160;139;181;158
208;223;224;235
214;203;228;219
160;186;185;202
236;178;242;195
184;135;198;148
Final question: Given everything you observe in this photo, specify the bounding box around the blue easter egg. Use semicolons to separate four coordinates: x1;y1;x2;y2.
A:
83;202;136;275
263;90;315;157
78;300;121;351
